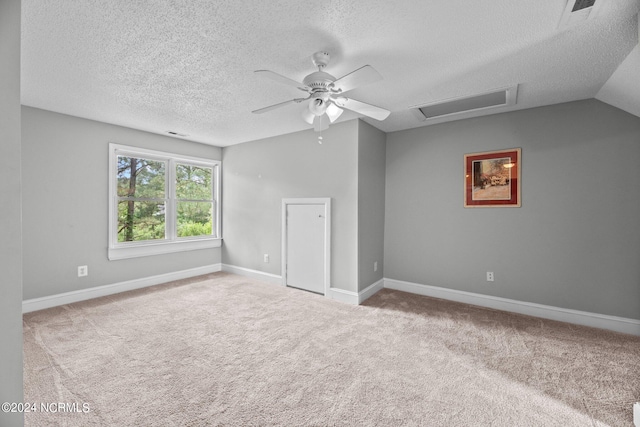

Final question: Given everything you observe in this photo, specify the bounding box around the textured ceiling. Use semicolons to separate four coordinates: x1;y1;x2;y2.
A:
21;0;640;147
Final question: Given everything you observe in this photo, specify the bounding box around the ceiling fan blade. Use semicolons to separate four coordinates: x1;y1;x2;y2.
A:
314;115;330;132
334;97;390;121
252;97;307;114
254;70;307;91
332;65;382;94
325;102;343;123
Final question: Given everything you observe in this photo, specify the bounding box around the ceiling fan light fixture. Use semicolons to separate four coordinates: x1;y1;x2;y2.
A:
301;108;315;125
326;102;343;123
309;98;328;116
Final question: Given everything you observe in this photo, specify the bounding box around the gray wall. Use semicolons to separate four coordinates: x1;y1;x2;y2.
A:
21;107;222;300
222;120;359;292
385;99;640;319
0;0;24;425
357;120;386;291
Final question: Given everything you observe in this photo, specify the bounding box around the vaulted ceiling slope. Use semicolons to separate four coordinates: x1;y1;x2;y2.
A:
21;0;640;147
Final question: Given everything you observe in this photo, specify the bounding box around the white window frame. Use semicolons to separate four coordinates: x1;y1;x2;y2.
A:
108;143;221;260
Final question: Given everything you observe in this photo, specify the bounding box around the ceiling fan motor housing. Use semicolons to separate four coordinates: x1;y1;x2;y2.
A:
303;71;336;90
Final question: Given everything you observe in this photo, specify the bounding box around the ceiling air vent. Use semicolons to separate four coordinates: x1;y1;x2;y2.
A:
572;0;596;12
558;0;601;29
411;85;518;123
167;131;189;138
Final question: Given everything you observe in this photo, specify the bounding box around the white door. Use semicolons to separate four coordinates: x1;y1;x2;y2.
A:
283;199;330;295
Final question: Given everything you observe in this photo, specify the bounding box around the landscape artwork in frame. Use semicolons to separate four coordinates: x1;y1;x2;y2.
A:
464;148;521;208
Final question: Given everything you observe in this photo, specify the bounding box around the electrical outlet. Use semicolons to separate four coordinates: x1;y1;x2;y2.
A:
374;261;378;272
78;265;88;277
486;271;494;282
263;254;269;263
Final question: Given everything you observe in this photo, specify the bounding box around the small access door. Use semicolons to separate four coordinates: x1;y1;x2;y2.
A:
282;198;330;295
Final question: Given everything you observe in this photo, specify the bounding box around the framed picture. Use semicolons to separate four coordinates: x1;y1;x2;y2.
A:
464;148;521;208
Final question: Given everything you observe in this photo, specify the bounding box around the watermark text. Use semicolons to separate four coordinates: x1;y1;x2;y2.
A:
2;402;90;413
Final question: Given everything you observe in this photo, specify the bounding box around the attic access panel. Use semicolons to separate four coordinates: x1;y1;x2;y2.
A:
411;85;518;123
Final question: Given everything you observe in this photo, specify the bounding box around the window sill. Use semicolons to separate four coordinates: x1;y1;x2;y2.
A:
108;238;222;261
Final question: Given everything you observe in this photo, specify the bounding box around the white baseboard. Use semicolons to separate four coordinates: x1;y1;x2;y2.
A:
384;278;640;336
329;279;385;305
358;279;385;304
329;287;359;304
634;402;640;427
22;264;222;314
221;264;282;285
220;264;375;304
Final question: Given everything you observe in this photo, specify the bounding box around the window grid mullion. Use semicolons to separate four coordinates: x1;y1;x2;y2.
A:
116;197;166;203
166;159;176;241
175;198;214;203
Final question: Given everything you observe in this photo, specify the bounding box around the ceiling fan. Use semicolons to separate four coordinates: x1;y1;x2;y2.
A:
252;51;390;132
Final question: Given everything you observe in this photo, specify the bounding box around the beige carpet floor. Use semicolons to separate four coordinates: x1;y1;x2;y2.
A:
23;272;640;426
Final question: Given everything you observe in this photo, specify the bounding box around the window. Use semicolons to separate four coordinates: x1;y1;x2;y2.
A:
109;143;221;260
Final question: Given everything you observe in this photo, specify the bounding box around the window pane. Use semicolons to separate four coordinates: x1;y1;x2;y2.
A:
177;201;213;237
117;201;166;242
176;164;212;200
117;156;165;198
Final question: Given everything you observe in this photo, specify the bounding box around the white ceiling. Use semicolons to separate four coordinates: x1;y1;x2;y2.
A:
21;0;640;147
